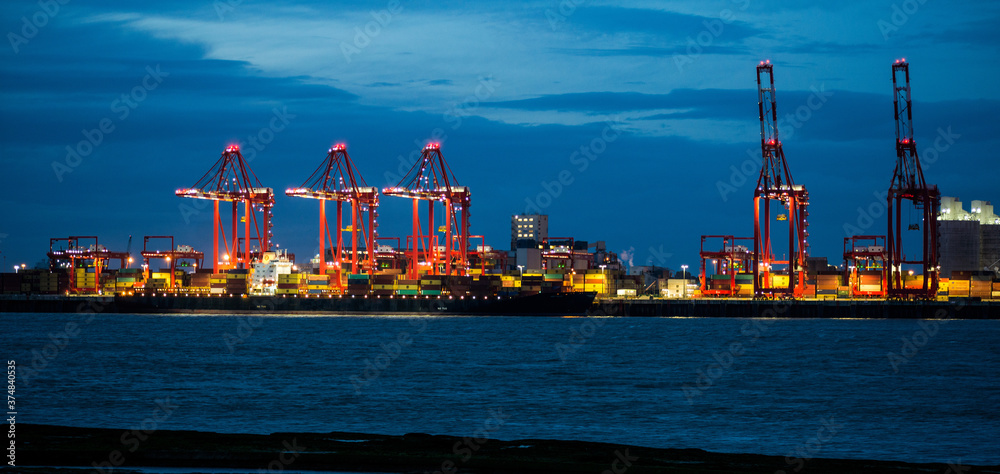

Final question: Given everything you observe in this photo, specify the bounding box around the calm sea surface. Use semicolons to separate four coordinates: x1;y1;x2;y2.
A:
2;313;998;466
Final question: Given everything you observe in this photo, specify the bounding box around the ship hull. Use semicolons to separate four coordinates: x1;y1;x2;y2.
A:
0;291;597;316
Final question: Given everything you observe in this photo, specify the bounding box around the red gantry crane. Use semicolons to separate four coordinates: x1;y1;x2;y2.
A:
286;144;379;288
382;143;471;279
843;235;888;298
887;59;940;299
699;235;755;297
753;61;809;298
47;236;130;294
140;235;205;289
176;145;275;273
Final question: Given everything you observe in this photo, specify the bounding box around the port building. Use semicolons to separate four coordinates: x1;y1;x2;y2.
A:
939;196;1000;277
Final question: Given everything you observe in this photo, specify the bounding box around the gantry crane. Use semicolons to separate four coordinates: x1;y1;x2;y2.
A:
382;143;471;279
47;236;129;294
286;144;379;289
140;236;204;289
753;61;809;298
843;235;888;298
700;235;755;297
176;145;274;273
887;59;940;299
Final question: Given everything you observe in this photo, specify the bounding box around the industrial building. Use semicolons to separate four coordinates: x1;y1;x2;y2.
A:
939;196;1000;277
511;214;548;250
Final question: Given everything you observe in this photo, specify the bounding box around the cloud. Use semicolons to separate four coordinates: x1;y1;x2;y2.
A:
552;45;749;57
566;6;762;40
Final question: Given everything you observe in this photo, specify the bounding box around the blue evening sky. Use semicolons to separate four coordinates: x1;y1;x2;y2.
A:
1;0;998;270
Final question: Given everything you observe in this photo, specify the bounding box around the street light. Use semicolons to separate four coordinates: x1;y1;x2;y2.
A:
681;264;688;298
517;265;524;275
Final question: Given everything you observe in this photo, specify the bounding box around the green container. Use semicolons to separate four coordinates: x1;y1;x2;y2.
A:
397;289;419;295
420;290;442;296
348;274;370;280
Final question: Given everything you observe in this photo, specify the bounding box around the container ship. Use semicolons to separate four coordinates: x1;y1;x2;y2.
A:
0;251;607;315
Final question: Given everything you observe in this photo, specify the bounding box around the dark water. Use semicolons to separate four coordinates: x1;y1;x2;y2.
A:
2;312;998;466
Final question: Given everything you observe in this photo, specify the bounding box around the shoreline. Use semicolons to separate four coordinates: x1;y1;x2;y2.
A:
9;423;1000;473
2;293;1000;318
